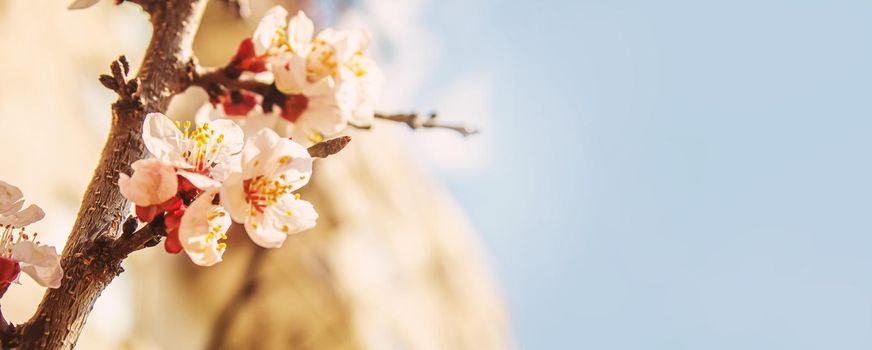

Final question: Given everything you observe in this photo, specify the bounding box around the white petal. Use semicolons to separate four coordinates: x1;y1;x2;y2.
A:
68;0;100;10
11;241;63;288
242;129;313;189
0;180;23;214
0;201;24;218
287;11;314;53
203;118;245;158
272;53;308;95
195;103;279;139
273;197;318;235
252;5;289;55
348;58;385;125
219;172;249;223
0;205;45;227
142;113;189;169
244;212;286;248
178;171;222;191
244;197;317;248
179;192;230;267
119;159;178;206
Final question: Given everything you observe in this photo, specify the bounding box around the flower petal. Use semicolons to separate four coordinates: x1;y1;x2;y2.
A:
287;11;314;53
0;180;24;215
142;113;189;168
243;212;286;248
204;118;245;159
119;159;178;206
272;53;308;95
179;192;230;266
252;5;288;55
219;172;249;224
273;196;318;235
244;196;317;248
241;129;313;190
0;257;20;285
11;241;63;288
0;205;45;227
177;171;222;192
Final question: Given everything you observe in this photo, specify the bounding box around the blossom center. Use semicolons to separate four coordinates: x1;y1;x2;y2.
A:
174;121;226;173
243;174;293;215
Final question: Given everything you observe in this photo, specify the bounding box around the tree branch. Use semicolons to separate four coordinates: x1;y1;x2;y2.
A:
191;66;480;137
14;1;210;349
373;112;480;137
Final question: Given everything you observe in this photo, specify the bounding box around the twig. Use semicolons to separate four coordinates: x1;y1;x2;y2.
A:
375;112;480;137
191;66;480;137
18;1;211;349
204;248;268;350
112;220;164;258
191;66;274;97
307;136;351;158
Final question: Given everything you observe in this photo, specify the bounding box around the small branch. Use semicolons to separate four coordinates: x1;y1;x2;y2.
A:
191;66;274;97
112;219;164;258
307;136;351;158
20;1;211;348
191;66;480;137
98;55;142;112
375;112;480;137
204;248;268;350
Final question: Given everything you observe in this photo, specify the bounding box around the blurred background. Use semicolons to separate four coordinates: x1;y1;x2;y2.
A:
1;0;872;349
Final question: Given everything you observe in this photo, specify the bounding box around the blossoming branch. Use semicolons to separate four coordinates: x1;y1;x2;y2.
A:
0;2;478;348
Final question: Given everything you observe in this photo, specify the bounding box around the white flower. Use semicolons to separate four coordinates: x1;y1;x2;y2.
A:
0;181;62;289
11;241;62;288
221;128;317;248
344;54;385;126
0;181;44;227
118;158;178;208
0;180;24;215
283;87;354;146
195;102;280;139
142;113;244;190
179;191;231;266
253;7;315;57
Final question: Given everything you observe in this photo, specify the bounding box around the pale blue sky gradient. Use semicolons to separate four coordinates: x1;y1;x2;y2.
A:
400;0;872;349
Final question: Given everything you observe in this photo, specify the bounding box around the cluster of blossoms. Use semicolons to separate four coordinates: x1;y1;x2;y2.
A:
0;181;63;290
200;6;384;146
119;113;317;266
119;7;384;266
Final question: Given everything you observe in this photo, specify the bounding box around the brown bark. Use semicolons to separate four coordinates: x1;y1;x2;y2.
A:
14;1;210;348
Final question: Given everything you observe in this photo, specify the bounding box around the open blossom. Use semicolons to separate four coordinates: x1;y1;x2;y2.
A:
179;191;231;266
209;6;383;146
195;101;281;139
142;113;244;190
120;113;243;255
221;128;317;248
118;158;179;223
0;181;62;289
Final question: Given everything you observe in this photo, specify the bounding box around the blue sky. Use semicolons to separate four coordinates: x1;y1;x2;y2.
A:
391;0;872;348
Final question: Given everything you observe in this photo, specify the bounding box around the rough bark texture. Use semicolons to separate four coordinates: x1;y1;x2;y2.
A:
16;1;209;348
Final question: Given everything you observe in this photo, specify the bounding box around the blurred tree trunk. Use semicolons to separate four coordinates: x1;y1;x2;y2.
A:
125;2;512;349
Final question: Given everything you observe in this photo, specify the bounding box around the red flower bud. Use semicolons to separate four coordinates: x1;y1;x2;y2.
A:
222;90;259;116
135;205;160;223
280;94;309;123
163;206;187;254
228;38;268;74
0;256;21;285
